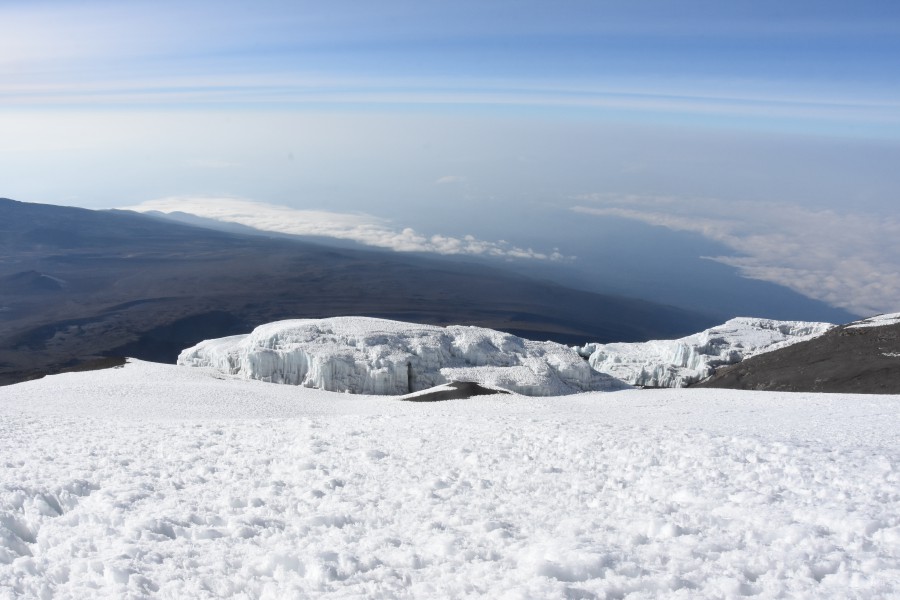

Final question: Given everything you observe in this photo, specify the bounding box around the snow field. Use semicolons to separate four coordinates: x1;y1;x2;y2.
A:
1;361;899;598
847;313;900;329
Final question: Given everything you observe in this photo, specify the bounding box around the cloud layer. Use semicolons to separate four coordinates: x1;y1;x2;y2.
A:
572;194;900;316
127;197;562;261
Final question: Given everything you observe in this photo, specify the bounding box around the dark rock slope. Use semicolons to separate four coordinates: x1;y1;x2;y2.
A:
695;316;900;394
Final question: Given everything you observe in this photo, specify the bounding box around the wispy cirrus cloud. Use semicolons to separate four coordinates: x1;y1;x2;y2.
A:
435;175;466;185
572;194;900;316
126;197;564;261
184;158;241;170
5;75;899;134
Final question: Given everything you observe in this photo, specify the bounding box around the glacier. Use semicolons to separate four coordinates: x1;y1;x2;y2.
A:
578;317;835;388
178;316;628;396
846;312;900;329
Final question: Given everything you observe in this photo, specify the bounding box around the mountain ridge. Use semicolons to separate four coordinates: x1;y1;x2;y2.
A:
0;198;715;385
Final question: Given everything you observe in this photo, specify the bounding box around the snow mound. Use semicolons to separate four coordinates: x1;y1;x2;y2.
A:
178;317;628;396
846;312;900;329
578;317;834;388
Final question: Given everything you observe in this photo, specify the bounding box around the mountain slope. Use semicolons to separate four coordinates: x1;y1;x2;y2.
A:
695;313;900;393
0;198;716;385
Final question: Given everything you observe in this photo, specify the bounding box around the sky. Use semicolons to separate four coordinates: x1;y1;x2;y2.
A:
2;0;900;317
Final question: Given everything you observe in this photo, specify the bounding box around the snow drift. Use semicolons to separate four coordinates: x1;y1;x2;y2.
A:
578;317;834;388
178;317;628;396
2;361;898;598
846;312;900;329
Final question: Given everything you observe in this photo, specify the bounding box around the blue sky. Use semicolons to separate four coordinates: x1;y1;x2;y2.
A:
2;0;900;317
4;0;899;132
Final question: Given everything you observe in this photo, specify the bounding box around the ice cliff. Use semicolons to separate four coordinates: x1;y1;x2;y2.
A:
178;317;629;396
577;317;834;388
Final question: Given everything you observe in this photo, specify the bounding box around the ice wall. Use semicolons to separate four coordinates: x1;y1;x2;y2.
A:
178;317;629;396
578;317;834;388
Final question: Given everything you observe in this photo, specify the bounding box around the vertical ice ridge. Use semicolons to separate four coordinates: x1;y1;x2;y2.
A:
178;317;628;396
579;317;835;388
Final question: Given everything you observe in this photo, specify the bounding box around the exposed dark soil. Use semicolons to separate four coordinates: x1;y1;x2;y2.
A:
402;381;511;402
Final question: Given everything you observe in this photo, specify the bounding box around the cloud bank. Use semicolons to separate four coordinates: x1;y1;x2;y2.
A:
127;197;563;261
572;194;900;317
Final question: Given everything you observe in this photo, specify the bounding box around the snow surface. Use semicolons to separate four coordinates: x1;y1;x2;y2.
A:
847;313;900;329
1;360;899;598
178;317;628;396
578;317;834;388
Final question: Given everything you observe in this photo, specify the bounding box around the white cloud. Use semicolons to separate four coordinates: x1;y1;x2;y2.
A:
572;194;900;316
185;159;241;169
125;197;563;261
436;175;466;185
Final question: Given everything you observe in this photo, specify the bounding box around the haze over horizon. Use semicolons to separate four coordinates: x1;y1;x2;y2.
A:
3;0;899;318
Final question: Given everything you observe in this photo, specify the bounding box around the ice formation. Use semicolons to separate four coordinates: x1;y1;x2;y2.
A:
178;317;627;396
578;317;834;388
846;312;900;329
